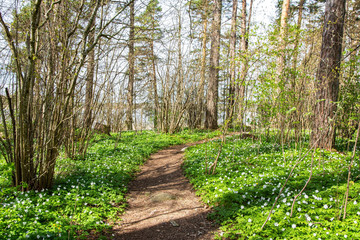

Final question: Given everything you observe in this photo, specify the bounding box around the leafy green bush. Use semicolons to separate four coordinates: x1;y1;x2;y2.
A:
183;136;360;239
0;130;220;239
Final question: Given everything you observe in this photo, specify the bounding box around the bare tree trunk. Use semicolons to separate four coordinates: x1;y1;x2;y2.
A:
150;40;159;130
146;1;160;130
291;0;305;81
171;9;184;133
276;0;291;81
275;0;291;143
291;0;306;137
311;0;346;149
126;0;135;130
206;0;222;129
195;0;209;128
226;0;238;124
13;0;42;190
0;0;129;190
84;10;96;130
236;0;252;127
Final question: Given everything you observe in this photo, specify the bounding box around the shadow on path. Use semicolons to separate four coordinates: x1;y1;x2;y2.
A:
110;143;219;240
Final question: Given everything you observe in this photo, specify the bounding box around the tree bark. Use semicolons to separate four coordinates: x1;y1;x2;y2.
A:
126;0;135;130
290;0;305;136
236;0;252;126
226;0;238;124
150;39;159;130
205;0;222;129
276;0;291;83
84;14;96;130
195;0;209;128
174;9;183;131
291;0;305;79
311;0;346;149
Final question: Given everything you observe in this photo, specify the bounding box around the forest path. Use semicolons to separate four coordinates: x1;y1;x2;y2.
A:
110;137;225;240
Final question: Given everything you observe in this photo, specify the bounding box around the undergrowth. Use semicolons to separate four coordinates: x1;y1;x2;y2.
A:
183;135;360;239
0;129;220;239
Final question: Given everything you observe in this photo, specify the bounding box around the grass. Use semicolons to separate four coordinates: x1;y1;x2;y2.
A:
183;135;360;239
0;129;220;240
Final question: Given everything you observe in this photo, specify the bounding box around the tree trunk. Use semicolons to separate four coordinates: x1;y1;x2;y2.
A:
150;39;159;130
84;17;96;130
311;0;346;149
236;0;252;126
205;0;222;129
174;9;184;132
291;0;305;136
126;0;135;130
195;0;209;128
276;0;291;83
275;0;291;142
291;0;305;81
226;0;238;124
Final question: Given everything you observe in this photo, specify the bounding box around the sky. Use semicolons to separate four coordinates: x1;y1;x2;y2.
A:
253;0;277;26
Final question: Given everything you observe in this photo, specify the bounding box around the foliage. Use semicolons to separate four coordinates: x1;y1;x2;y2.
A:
183;135;360;239
0;130;219;239
0;156;13;187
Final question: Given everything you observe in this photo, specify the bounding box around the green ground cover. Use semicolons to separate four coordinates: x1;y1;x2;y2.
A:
0;130;220;240
183;136;360;239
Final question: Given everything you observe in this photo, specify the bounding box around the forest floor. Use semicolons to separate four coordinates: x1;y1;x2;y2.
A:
109;138;223;240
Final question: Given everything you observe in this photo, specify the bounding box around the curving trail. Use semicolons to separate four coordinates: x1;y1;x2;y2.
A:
111;141;218;240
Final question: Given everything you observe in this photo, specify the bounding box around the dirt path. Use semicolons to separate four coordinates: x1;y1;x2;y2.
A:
111;141;218;240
